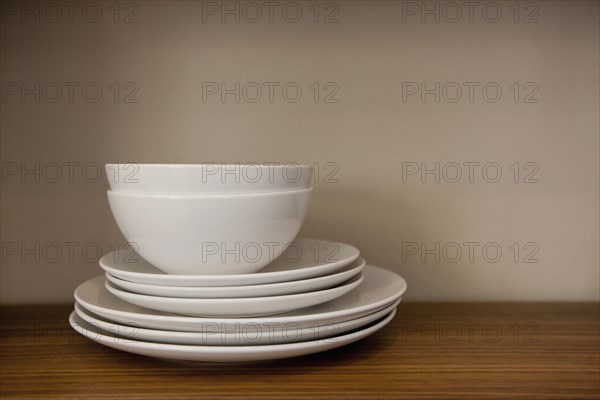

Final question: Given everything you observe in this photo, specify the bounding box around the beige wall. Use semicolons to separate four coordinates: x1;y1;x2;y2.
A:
1;1;598;303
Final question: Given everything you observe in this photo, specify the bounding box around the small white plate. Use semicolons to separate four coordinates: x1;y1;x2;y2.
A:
74;265;406;332
105;273;364;317
105;258;365;299
99;238;360;287
69;308;396;362
74;299;400;345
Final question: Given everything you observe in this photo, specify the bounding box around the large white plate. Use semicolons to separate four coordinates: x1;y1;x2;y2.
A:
105;258;365;299
74;299;400;345
99;238;360;287
69;308;396;362
74;265;406;332
105;273;364;317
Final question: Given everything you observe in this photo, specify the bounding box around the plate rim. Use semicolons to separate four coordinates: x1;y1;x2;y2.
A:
68;307;396;359
104;257;366;297
74;265;407;326
99;238;360;286
73;299;401;345
103;273;365;317
105;272;364;305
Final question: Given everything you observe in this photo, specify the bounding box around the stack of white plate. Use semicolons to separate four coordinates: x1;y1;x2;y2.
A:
70;164;407;362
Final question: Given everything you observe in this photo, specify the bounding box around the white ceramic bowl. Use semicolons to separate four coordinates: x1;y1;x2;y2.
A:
105;163;313;194
107;188;312;275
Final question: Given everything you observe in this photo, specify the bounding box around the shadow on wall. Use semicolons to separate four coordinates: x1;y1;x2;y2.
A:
299;183;466;301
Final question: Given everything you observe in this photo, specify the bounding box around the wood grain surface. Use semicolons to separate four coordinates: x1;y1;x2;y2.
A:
1;303;598;399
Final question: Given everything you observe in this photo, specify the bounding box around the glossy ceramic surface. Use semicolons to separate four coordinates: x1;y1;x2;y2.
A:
105;258;365;298
74;265;407;332
106;163;313;194
107;188;312;275
99;238;360;287
69;308;396;362
105;273;364;317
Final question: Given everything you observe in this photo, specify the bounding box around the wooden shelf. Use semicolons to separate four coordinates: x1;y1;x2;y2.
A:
1;303;598;399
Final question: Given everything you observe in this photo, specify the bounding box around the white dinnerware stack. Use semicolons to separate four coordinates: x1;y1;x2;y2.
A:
70;164;407;362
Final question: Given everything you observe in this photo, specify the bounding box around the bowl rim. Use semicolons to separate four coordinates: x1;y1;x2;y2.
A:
106;187;313;199
105;163;314;169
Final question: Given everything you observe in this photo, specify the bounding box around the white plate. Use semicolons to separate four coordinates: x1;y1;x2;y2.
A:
105;258;365;299
69;308;396;362
99;238;360;287
105;273;364;317
74;299;400;345
74;265;406;332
